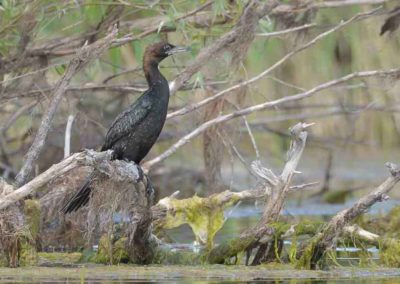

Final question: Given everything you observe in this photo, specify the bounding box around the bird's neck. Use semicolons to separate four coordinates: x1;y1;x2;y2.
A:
144;60;167;87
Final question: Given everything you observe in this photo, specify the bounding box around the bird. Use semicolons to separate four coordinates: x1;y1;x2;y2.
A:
61;42;189;213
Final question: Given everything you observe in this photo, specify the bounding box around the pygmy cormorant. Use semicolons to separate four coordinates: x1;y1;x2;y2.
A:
61;42;189;213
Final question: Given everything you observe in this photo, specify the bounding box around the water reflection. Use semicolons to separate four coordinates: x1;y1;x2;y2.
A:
1;278;400;283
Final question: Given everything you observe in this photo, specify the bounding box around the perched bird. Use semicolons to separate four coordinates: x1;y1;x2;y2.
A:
61;42;189;213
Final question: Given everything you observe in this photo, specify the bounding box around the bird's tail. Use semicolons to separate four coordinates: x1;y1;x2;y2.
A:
61;171;95;214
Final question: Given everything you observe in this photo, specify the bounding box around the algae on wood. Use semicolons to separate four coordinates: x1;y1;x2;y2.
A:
19;200;41;266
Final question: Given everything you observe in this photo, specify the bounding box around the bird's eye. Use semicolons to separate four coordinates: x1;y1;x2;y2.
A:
164;45;170;51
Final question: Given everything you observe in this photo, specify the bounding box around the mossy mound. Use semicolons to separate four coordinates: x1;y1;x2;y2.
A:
358;206;400;238
94;235;130;264
157;193;241;249
153;248;201;265
38;252;82;265
19;199;41;266
380;238;400;267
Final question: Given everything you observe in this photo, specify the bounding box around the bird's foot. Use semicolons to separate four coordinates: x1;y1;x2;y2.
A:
136;164;145;181
135;165;155;202
145;176;155;202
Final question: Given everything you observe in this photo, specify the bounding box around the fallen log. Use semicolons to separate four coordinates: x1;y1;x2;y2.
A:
1;150;155;265
0;150;113;211
297;163;400;269
206;122;312;264
151;176;317;249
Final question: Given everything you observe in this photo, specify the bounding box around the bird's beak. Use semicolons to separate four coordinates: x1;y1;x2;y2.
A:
167;46;190;55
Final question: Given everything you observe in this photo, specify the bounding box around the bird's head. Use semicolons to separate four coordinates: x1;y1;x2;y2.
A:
144;42;190;64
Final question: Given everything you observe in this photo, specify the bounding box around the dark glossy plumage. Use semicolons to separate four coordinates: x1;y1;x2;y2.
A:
61;42;188;213
100;80;169;163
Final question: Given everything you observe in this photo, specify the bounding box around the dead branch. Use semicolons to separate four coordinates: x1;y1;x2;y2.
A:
87;3;124;44
1;148;157;264
206;122;310;264
144;68;400;170
343;225;381;244
297;163;400;269
145;123;313;262
315;0;389;8
168;1;279;95
14;25;118;186
343;224;400;261
23;0;215;59
0;150;113;211
64;114;75;158
167;8;382;119
256;23;317;37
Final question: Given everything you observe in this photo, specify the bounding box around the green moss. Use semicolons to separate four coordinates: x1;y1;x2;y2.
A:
357;206;400;238
38;252;82;264
19;200;41;266
295;235;321;270
94;235;129;264
159;193;240;250
380;238;400;267
294;220;324;236
385;207;400;238
93;235;202;265
269;220;323;265
24;200;41;239
269;222;291;236
153;248;201;265
288;235;298;264
19;239;38;266
206;235;255;264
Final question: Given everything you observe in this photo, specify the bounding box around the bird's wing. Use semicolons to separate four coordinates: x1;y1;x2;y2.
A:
101;93;152;150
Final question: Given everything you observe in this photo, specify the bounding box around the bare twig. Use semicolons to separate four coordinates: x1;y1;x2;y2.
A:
314;0;388;8
107;0;215;48
14;26;118;186
168;1;279;95
23;0;215;59
144;68;400;170
256;23;317;37
258;122;312;224
64;114;75;158
242;117;260;160
167;8;382;119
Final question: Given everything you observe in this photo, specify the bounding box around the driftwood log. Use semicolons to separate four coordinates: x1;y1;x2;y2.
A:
297;163;400;269
206;122;312;264
0;149;155;265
